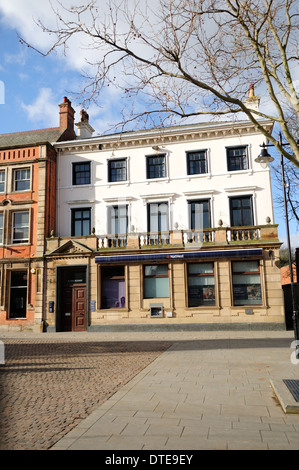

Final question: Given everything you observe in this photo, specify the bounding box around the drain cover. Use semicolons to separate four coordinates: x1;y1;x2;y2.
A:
283;380;299;402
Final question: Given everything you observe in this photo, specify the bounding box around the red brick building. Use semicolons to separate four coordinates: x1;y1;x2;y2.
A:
0;97;76;331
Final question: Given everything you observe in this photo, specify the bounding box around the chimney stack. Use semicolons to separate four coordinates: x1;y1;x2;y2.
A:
245;84;260;112
75;109;95;139
59;97;76;139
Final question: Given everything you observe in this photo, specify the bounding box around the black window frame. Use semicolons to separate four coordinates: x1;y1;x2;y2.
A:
108;158;127;183
72;162;91;186
229;195;254;227
227;146;248;171
146;154;166;179
188;199;211;230
71;208;91;236
186;150;208;175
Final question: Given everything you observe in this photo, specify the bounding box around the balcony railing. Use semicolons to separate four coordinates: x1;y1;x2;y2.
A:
46;225;279;253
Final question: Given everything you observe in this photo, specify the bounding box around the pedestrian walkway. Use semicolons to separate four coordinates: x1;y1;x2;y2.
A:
47;329;299;450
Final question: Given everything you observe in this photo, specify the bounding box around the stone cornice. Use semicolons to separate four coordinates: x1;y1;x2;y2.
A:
54;120;274;154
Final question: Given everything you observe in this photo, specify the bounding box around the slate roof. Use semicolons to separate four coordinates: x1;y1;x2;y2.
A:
0;127;68;149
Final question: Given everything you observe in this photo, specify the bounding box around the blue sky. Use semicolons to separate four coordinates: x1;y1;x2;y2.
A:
0;1;298;251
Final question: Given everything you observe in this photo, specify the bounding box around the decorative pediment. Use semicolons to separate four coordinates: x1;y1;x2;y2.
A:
47;239;93;256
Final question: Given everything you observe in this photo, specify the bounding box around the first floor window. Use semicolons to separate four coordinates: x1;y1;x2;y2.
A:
147;202;169;244
9;270;27;318
189;199;211;230
232;261;261;306
144;264;169;298
12;211;29;244
0;212;3;244
230;196;253;227
187;263;215;307
101;266;125;309
71;208;91;236
108;205;128;235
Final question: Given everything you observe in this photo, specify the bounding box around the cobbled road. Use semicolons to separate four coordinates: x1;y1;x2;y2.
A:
0;337;171;450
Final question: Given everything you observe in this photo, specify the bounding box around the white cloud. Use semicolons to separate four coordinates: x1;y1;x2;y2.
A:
21;87;59;126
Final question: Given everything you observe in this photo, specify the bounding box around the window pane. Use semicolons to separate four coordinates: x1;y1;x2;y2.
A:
0;171;5;192
188;263;214;274
230;196;253;226
73;162;90;185
187;151;207;175
72;208;91;236
189;200;210;229
15;169;30;191
188;263;215;306
109;159;127;182
232;261;261;305
147;155;166;179
148;203;169;232
13;211;29;243
145;265;168;276
101;266;125;309
227;147;247;171
9;271;27;318
144;277;169;298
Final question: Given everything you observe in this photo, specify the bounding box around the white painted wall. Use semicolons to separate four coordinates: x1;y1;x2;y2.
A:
55;123;275;237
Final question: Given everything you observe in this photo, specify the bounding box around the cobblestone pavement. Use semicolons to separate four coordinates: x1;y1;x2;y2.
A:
0;335;171;450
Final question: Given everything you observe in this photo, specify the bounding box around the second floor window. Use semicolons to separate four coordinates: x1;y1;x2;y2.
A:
187;151;207;175
146;155;166;179
71;208;91;236
227;146;248;171
72;162;91;185
0;171;5;193
14;168;30;191
108;159;127;182
230;196;253;227
12;211;29;244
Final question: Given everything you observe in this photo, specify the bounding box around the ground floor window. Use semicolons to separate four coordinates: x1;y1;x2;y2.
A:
232;261;261;306
9;270;27;318
144;264;169;298
187;262;215;307
101;266;125;309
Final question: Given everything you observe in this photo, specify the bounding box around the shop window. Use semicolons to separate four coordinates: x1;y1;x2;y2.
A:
144;264;169;298
9;270;27;318
187;263;215;307
232;261;261;306
101;266;125;309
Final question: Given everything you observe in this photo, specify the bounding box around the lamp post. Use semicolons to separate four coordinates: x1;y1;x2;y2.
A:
255;133;299;358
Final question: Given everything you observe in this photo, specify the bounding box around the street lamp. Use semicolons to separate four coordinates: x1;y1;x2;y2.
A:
255;133;299;358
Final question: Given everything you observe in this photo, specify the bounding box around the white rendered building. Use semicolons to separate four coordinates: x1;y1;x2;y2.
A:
45;112;284;332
